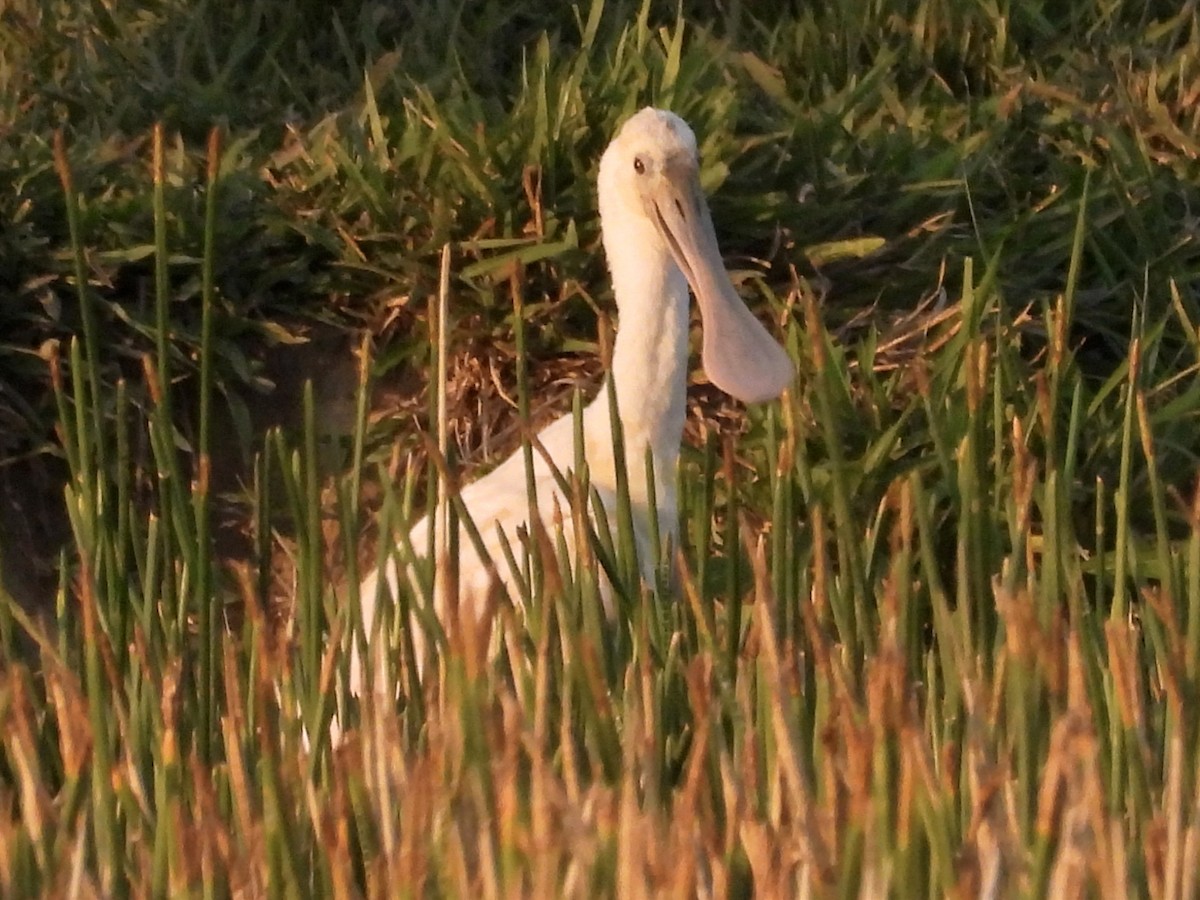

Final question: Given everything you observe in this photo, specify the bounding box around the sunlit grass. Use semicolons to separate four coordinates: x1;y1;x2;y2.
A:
4;0;1200;896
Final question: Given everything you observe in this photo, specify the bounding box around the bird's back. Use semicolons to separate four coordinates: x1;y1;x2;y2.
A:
349;404;648;697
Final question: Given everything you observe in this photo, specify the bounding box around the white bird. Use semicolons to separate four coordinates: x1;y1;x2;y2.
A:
350;107;793;698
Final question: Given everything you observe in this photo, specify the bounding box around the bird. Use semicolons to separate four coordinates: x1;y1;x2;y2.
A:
349;107;793;700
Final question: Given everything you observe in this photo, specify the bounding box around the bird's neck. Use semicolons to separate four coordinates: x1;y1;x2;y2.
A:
605;249;690;454
587;225;689;525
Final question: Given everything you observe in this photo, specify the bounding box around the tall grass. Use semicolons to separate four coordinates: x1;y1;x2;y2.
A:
4;0;1200;896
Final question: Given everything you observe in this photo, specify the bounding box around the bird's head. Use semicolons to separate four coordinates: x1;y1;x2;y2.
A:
598;108;794;404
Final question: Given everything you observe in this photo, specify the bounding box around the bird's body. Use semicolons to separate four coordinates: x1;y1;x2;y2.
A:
351;108;792;696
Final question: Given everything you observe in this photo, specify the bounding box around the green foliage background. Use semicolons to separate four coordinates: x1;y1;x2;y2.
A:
3;0;1200;895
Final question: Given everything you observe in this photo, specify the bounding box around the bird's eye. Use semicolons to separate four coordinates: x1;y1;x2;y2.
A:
633;157;645;175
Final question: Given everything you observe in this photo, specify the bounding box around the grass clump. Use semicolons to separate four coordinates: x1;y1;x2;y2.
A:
4;0;1200;896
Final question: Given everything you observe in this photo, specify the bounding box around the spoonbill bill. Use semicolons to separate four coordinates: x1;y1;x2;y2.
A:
351;107;793;695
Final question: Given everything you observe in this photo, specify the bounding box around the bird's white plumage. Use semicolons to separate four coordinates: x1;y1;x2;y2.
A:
350;108;793;698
